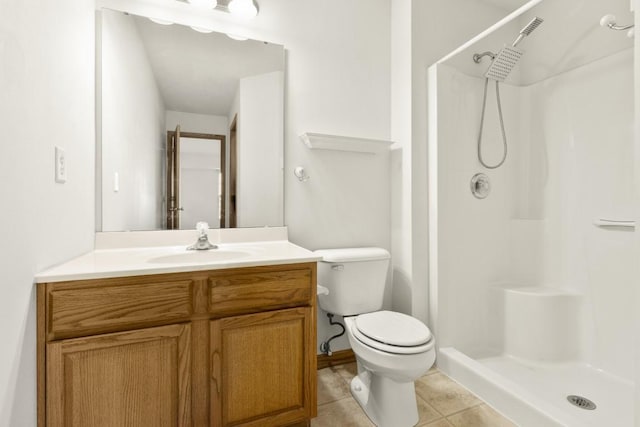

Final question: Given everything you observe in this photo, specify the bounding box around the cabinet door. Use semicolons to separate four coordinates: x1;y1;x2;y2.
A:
47;323;191;427
210;307;315;427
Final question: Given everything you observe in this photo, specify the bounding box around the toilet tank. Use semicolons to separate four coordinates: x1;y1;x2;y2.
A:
314;247;390;316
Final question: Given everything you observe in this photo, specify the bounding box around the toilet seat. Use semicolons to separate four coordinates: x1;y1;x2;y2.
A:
352;311;434;355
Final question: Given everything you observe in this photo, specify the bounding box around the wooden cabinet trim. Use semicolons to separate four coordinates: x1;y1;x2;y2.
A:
37;284;46;427
191;319;210;426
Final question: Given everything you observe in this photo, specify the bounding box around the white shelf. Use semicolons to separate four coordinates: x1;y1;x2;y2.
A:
300;132;393;154
593;219;635;228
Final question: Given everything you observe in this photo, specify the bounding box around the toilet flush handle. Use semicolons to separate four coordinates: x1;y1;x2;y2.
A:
331;264;344;271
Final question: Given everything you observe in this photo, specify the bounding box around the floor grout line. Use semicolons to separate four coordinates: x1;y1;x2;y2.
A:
441;401;485;418
315;364;512;427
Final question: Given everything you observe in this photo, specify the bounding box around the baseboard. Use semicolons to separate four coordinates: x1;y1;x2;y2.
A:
317;349;356;370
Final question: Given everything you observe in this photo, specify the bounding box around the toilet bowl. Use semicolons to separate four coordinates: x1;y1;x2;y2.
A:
345;311;435;427
314;247;436;427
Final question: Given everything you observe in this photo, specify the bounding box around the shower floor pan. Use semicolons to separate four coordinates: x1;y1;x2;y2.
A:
438;347;633;427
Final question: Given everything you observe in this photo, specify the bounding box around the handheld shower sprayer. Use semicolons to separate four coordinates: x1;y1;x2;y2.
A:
472;16;543;170
512;17;544;47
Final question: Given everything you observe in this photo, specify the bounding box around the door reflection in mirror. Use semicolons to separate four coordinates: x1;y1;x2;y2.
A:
166;127;227;230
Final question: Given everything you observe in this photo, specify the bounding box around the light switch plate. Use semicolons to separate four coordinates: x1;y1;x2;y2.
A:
55;146;67;183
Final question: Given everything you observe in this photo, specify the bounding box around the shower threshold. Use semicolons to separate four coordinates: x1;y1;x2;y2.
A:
438;347;633;427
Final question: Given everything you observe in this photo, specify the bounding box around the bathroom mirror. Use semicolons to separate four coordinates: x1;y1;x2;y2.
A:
96;9;285;232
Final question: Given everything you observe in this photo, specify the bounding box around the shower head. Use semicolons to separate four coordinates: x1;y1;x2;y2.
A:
512;16;544;47
483;45;523;82
474;16;544;82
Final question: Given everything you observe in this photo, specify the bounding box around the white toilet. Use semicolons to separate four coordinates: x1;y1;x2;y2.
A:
315;247;436;427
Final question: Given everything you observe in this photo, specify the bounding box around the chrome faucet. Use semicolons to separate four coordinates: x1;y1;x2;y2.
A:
187;222;218;251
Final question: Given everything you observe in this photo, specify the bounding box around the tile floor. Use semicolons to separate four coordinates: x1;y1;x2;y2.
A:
312;363;516;427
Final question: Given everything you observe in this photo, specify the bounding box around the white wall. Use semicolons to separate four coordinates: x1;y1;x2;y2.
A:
390;0;413;316
634;3;640;425
390;0;507;326
180;169;219;229
236;71;283;227
268;2;392;350
179;138;221;229
0;1;95;425
166;110;228;135
101;10;166;232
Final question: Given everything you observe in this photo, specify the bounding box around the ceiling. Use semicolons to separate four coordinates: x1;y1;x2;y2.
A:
476;0;530;12
133;14;283;116
442;0;634;86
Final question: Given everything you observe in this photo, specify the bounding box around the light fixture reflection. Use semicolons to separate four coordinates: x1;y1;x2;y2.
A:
187;0;218;9
228;0;258;18
149;17;174;25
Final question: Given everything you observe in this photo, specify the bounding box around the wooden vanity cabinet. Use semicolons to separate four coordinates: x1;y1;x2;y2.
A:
37;262;317;427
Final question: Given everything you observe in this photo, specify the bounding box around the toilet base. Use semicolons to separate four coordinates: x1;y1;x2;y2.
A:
350;370;419;427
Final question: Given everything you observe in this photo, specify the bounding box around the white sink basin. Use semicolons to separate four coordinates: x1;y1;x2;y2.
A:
147;249;251;264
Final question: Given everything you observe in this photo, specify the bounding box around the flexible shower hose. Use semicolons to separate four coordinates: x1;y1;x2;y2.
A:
477;77;507;169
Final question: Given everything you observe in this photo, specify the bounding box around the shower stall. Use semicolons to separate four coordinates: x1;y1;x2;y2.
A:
428;0;635;426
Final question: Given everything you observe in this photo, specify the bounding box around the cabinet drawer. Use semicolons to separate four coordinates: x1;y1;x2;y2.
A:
208;265;313;316
47;278;193;340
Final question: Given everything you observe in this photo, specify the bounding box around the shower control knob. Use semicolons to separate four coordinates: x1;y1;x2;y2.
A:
470;173;490;199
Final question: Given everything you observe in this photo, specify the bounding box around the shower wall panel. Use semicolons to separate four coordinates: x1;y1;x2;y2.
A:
434;49;634;380
433;64;521;357
518;49;635;378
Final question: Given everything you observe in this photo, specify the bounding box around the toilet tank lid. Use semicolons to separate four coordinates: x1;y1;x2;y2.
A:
314;247;390;263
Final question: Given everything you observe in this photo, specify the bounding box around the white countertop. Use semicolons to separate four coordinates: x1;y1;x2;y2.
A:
35;240;321;283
